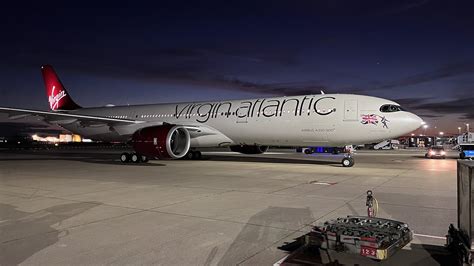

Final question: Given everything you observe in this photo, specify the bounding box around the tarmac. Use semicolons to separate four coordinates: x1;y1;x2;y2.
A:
0;148;459;265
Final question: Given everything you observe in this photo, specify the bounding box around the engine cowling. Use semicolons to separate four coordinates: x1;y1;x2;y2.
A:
132;124;190;159
229;145;269;154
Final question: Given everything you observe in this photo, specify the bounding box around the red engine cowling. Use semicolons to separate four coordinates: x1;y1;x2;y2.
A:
132;125;190;159
229;145;269;154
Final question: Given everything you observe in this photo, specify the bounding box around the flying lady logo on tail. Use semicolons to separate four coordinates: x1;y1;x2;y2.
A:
48;86;67;110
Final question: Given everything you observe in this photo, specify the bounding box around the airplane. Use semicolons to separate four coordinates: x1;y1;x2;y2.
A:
0;65;423;167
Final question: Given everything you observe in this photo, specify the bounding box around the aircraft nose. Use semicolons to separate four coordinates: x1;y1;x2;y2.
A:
407;112;424;131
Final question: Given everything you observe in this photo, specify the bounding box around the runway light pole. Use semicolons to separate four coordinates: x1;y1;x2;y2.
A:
467;123;470;133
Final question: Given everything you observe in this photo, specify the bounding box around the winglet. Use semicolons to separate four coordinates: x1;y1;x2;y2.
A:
41;65;81;111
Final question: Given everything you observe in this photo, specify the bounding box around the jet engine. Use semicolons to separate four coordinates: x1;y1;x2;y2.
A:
229;145;269;154
132;124;190;159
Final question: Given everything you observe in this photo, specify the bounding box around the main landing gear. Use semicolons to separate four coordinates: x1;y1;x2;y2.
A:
120;152;149;163
120;150;202;163
184;150;202;160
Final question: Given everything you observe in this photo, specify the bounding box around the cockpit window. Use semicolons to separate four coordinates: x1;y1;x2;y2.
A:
380;104;403;113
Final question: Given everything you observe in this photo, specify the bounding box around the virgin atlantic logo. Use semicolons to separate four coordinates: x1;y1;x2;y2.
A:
48;86;66;110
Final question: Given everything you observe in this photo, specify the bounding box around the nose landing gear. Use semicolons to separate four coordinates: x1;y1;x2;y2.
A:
341;156;355;167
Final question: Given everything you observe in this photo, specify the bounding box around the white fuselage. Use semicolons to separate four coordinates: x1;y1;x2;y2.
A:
61;94;423;147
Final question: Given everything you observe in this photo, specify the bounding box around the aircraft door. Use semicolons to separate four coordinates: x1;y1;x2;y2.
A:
344;99;358;121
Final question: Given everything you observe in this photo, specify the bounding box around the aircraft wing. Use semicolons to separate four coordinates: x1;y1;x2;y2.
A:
0;107;229;140
0;107;145;126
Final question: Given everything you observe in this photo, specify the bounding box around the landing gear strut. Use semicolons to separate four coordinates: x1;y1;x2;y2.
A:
120;152;148;163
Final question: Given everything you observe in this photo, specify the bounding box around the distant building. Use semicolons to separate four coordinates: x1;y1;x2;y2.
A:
72;134;82;142
59;134;72;142
407;136;434;147
33;134;84;143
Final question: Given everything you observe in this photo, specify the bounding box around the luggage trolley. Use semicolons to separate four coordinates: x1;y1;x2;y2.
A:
319;216;413;260
277;191;413;264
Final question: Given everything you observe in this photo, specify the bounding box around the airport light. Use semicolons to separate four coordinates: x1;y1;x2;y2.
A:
439;132;444;136
422;124;428;135
467;123;470;132
458;127;462;134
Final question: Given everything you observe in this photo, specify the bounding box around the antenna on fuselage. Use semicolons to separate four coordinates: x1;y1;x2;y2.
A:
320;90;325;95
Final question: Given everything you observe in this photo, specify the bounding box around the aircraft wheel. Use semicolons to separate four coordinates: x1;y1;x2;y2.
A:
460;152;466;159
185;151;194;160
193;151;202;160
120;152;130;163
341;157;354;167
131;153;141;163
141;155;149;163
304;148;312;154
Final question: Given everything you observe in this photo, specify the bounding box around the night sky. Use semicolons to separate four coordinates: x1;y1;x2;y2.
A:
0;1;473;135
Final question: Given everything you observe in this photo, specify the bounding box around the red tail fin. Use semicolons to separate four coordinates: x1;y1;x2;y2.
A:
41;65;81;111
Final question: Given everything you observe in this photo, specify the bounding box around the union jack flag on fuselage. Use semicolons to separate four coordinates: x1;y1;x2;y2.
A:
361;114;379;125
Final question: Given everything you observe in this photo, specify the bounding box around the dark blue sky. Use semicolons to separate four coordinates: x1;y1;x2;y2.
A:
0;0;473;135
